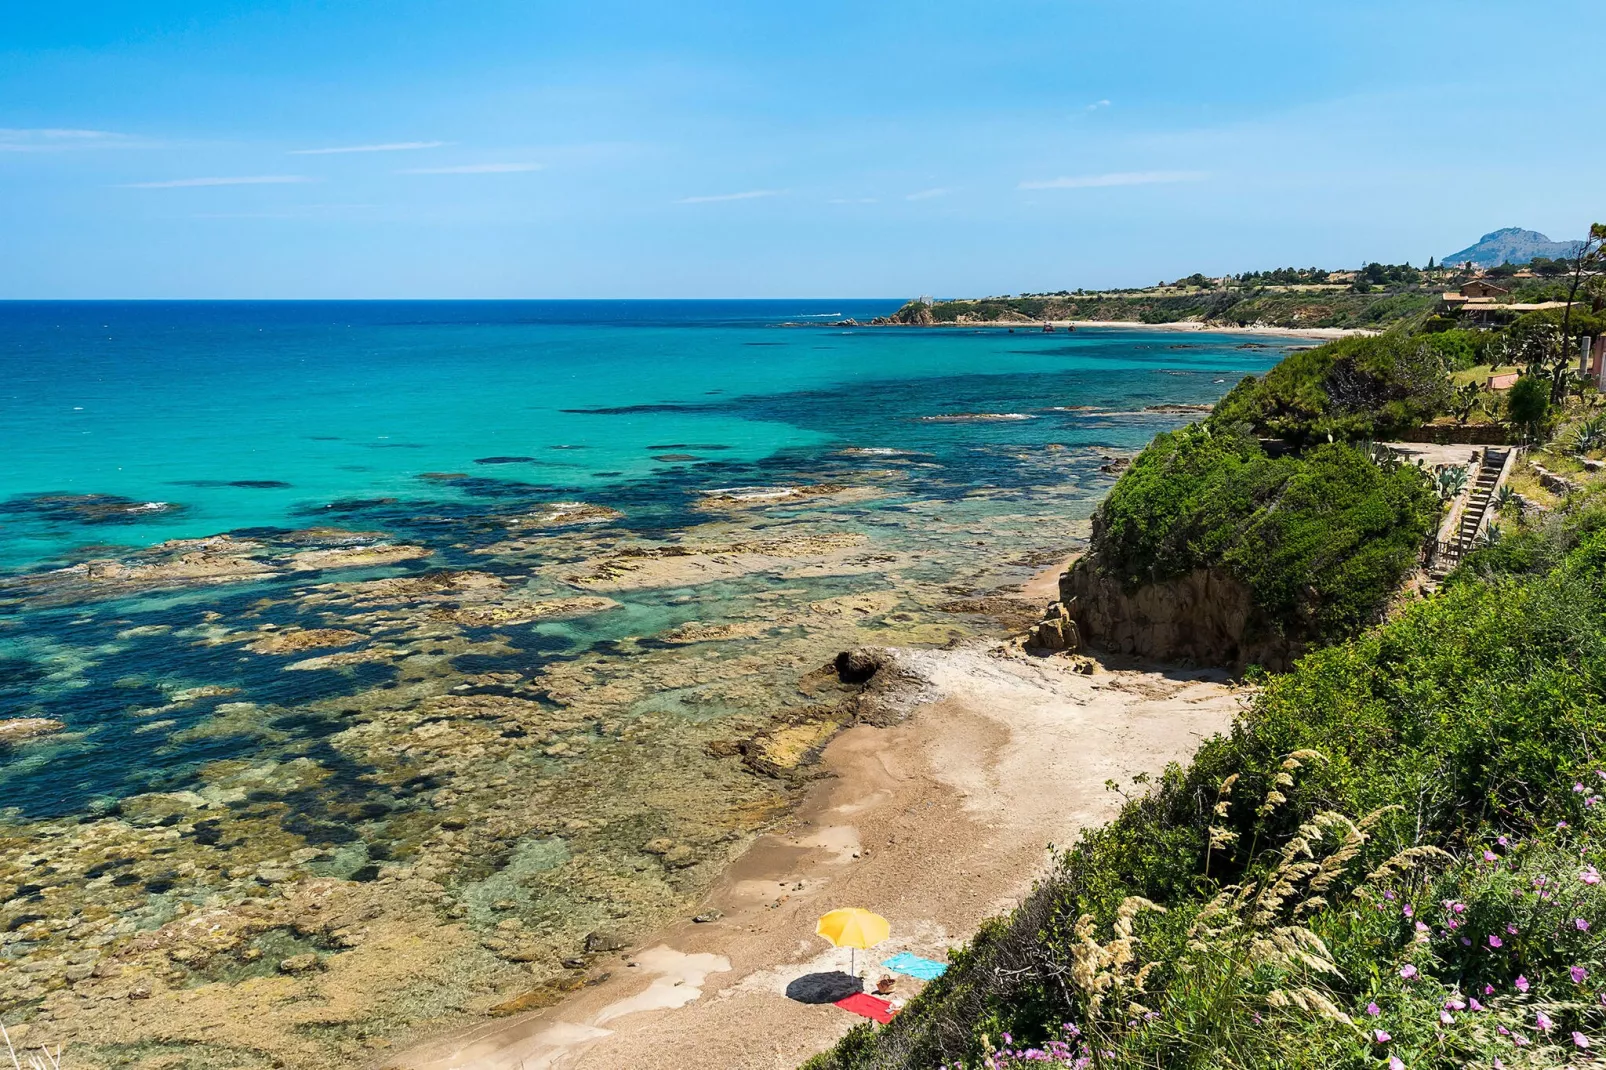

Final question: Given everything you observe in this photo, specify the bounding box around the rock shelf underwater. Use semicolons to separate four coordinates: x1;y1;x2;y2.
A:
0;301;1287;1067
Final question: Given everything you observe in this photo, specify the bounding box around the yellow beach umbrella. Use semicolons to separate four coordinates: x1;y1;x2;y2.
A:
816;908;889;976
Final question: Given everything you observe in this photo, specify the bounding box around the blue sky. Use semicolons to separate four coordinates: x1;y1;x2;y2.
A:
3;0;1602;298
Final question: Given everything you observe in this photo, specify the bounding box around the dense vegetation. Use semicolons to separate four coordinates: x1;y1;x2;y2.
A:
805;494;1606;1070
1211;332;1455;444
1090;426;1441;646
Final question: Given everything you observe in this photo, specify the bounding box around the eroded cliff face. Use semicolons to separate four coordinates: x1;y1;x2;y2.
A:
1058;560;1301;672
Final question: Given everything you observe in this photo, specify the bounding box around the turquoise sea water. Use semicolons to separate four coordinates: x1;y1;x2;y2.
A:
0;300;1292;822
1;301;1282;570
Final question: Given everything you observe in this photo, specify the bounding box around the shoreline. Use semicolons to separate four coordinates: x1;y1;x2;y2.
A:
389;641;1243;1070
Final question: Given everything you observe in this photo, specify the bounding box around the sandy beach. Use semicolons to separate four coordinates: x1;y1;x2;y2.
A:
390;644;1243;1070
889;320;1374;339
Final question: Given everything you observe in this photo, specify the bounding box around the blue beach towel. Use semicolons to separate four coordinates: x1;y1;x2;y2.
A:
881;952;948;981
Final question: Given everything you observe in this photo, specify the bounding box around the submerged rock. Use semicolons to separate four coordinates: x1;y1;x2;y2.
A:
0;717;66;743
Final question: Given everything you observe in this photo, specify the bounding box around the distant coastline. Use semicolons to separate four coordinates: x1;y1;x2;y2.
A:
867;319;1373;339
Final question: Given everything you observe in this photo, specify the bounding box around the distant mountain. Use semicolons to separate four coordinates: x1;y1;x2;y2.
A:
1441;227;1583;268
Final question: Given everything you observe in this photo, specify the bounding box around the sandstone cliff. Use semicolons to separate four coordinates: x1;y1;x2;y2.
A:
1058;560;1301;672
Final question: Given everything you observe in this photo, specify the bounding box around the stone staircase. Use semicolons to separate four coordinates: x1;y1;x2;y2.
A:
1429;447;1511;580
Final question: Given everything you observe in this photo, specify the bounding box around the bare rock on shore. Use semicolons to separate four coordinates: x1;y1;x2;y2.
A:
833;648;882;684
0;717;66;743
1024;600;1080;653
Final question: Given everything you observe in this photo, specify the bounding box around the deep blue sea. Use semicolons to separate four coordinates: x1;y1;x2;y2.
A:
0;300;1285;571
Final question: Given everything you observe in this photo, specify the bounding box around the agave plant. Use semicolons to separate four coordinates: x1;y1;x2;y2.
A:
1491;484;1519;514
1571;415;1606;454
1434;465;1469;501
1476;522;1503;549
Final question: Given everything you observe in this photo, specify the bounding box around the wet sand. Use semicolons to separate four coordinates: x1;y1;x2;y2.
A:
392;645;1243;1070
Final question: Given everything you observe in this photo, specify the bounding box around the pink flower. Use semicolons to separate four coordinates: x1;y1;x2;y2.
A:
1367;1002;1381;1017
1439;1009;1455;1025
1584;866;1601;886
1470;998;1484;1011
1400;964;1419;980
1489;935;1503;948
1498;835;1510;846
1513;1033;1530;1047
1598;769;1606;780
1572;965;1589;984
1446;998;1466;1011
1559;821;1569;830
1506;924;1518;934
1576;782;1587;793
1384;890;1396;900
1484;984;1494;995
1493;1058;1504;1070
1537;1011;1553;1032
1402;904;1414;918
1575;1032;1592;1050
1577;918;1591;931
1483;850;1497;861
1451;902;1467;914
1515;975;1530;993
1374;1029;1391;1043
1414;921;1428;932
1389;1058;1404;1070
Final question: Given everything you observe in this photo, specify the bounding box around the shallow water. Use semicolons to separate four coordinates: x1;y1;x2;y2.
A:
0;301;1287;1064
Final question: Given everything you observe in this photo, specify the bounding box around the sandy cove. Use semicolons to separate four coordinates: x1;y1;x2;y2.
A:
391;645;1244;1070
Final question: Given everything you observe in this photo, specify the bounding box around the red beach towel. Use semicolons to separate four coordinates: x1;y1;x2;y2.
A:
834;992;896;1023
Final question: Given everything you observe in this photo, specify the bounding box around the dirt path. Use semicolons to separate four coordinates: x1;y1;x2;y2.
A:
390;646;1243;1070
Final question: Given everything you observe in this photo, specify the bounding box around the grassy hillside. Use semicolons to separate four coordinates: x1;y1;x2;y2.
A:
877;287;1441;331
806;490;1606;1070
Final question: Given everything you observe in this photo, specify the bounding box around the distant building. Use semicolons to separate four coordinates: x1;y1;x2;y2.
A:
1460;280;1511;299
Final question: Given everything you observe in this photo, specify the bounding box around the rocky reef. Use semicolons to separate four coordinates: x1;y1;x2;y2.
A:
0;447;1109;1068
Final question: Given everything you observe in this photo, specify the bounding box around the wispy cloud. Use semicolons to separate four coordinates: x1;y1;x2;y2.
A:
1085;99;1112;111
676;189;784;204
191;204;382;219
291;141;447;155
118;175;317;188
828;197;879;204
399;162;543;174
1018;170;1206;190
0;128;133;152
905;187;953;201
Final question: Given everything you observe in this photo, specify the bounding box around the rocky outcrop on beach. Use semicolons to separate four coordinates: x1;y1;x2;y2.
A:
1058;561;1300;671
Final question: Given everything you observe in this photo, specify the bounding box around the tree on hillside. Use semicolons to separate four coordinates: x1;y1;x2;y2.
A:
1554;223;1606;401
1507;375;1550;442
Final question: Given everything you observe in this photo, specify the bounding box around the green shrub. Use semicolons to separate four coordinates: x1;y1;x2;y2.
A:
1212;333;1453;444
1089;426;1440;645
